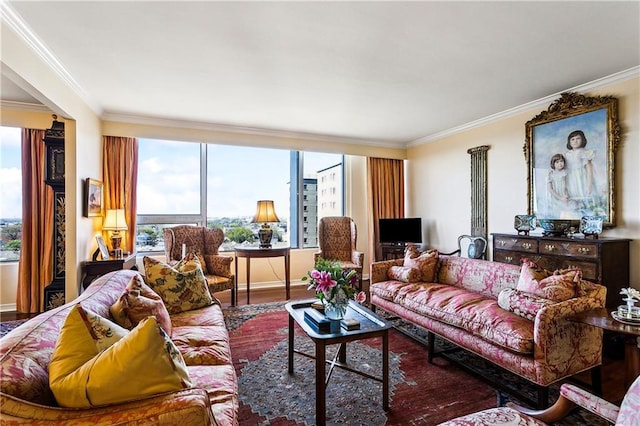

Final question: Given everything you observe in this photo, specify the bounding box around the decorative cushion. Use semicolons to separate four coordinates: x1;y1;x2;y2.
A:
110;273;172;336
388;266;422;283
497;288;554;321
185;251;208;275
403;246;439;282
50;305;191;408
517;259;581;302
143;255;214;314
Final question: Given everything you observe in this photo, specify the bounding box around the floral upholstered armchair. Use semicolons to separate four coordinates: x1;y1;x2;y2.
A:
439;374;640;425
163;225;236;305
314;216;364;291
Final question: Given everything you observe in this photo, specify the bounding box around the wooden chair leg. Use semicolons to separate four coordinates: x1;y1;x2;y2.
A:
591;365;602;396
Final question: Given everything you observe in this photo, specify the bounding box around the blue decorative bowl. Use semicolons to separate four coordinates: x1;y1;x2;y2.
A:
537;219;579;236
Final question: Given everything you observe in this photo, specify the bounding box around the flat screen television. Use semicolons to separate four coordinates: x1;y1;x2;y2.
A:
379;218;422;244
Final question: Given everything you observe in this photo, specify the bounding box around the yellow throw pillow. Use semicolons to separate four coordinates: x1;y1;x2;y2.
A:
50;308;191;408
143;255;214;314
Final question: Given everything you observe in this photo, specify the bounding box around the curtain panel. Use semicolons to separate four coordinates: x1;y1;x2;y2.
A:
17;129;53;313
102;136;138;255
366;157;405;262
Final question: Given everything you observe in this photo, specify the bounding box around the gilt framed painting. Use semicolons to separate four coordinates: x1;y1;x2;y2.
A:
524;92;620;227
84;178;103;217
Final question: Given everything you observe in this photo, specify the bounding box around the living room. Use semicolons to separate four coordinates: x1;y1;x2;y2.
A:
1;2;639;424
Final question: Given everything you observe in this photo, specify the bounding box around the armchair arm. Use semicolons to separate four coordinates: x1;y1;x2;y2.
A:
533;295;606;384
203;254;233;278
370;259;404;284
0;389;215;425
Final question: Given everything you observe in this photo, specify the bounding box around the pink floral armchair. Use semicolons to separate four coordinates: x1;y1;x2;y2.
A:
439;374;640;425
314;216;364;291
163;225;236;305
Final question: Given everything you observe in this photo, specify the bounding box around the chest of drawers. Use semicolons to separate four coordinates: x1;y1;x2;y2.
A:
492;233;630;308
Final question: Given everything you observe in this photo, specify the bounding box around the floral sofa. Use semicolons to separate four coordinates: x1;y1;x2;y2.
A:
370;249;607;407
0;269;238;425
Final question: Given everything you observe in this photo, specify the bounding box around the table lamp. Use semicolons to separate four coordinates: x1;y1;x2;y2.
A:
251;200;280;249
103;209;128;253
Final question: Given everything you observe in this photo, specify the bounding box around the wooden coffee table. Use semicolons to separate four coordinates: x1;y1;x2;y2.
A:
286;300;392;426
568;307;640;389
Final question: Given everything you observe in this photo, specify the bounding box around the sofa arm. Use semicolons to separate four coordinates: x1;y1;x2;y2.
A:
533;295;606;384
0;389;215;425
370;259;404;284
203;254;233;278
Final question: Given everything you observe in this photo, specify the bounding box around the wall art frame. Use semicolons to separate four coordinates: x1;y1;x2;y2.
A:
84;178;103;217
524;92;620;227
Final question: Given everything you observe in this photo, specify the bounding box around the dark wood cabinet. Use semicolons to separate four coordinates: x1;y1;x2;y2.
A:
81;254;137;290
492;233;630;308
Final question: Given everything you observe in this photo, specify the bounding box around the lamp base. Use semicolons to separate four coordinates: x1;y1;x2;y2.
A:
110;233;122;252
258;225;273;249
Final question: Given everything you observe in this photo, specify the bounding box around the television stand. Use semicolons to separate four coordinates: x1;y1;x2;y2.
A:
380;242;407;260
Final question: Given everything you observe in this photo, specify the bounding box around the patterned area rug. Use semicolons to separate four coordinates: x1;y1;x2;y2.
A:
0;319;27;338
224;302;607;426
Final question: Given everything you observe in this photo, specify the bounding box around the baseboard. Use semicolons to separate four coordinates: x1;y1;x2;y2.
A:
0;303;17;313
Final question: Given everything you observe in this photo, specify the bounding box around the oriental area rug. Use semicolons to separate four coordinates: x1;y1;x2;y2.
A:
223;302;605;426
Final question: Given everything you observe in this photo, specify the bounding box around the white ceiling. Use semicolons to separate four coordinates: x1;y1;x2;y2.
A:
2;1;639;147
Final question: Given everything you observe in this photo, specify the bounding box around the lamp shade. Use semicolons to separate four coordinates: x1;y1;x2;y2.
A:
251;200;280;224
103;209;128;231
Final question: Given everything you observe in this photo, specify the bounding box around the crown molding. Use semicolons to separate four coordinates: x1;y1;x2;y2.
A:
0;2;101;115
0;100;52;113
408;66;640;147
102;111;403;149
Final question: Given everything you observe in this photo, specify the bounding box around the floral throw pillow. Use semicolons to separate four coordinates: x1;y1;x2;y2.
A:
403;246;439;282
387;266;422;283
498;288;554;321
110;273;172;336
143;255;214;314
184;251;208;275
517;259;581;302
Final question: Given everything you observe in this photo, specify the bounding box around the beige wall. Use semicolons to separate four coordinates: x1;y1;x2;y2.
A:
407;76;640;285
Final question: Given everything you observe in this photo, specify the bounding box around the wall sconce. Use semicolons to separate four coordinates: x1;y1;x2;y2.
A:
251;200;280;249
103;209;128;253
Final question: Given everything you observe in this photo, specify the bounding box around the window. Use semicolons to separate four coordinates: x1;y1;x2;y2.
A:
0;126;22;261
135;139;344;253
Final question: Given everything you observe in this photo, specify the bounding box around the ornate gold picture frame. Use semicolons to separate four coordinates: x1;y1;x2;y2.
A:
84;178;103;217
524;92;620;227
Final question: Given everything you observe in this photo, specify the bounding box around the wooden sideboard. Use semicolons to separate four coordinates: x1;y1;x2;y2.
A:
491;233;630;308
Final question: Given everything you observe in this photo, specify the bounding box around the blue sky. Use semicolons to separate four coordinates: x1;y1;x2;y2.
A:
1;129;341;221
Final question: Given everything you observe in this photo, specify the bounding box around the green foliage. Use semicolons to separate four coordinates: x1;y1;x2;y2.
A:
226;227;255;243
138;226;159;246
0;224;21;242
5;240;21;252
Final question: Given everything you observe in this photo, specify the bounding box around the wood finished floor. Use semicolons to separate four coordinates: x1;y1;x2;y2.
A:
1;282;628;404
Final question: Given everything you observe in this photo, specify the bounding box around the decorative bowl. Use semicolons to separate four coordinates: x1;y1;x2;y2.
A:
514;215;536;233
537;219;579;236
579;216;604;236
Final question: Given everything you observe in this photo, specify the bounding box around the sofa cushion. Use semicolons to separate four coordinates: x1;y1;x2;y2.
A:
403;246;438;282
172;325;232;365
388;265;422;283
50;307;191;408
396;283;535;354
370;279;413;302
110;273;172;336
517;259;581;302
498;288;554;321
143;255;214;314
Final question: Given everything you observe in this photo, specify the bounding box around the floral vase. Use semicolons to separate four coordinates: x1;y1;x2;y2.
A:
324;289;349;320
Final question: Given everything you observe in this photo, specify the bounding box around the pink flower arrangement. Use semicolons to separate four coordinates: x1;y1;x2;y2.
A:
303;258;366;306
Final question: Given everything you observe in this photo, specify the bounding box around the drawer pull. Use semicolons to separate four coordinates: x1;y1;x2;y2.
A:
505;256;513;262
545;244;555;251
577;247;591;255
522;243;532;249
498;240;506;247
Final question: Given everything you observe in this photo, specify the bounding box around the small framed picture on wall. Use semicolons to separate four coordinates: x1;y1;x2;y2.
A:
84;178;103;217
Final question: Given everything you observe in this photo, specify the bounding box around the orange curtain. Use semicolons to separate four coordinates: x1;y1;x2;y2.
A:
102;136;138;254
17;129;53;313
366;157;405;262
